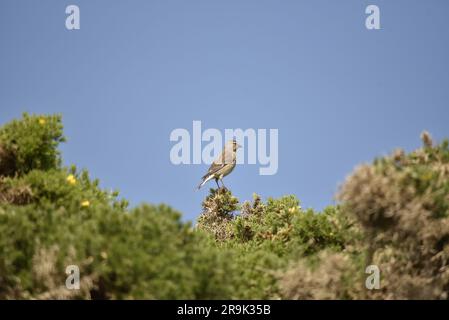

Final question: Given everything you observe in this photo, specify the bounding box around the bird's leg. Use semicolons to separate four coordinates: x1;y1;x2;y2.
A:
220;179;227;191
215;178;220;190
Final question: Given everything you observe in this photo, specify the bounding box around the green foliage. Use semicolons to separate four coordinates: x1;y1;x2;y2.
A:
0;201;241;299
1;168;127;209
0;114;240;299
196;191;359;298
0;113;65;175
1;114;448;300
335;131;449;299
197;188;239;241
291;206;357;255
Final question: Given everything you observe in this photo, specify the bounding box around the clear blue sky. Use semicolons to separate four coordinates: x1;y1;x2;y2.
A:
1;0;448;221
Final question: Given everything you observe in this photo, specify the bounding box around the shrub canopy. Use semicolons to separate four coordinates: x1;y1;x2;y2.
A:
0;114;448;299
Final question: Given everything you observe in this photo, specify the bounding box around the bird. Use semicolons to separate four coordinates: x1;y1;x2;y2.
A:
197;139;241;190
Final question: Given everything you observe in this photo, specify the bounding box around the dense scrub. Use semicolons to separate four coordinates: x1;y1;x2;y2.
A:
337;132;449;299
0;113;448;299
0;114;238;299
278;131;449;300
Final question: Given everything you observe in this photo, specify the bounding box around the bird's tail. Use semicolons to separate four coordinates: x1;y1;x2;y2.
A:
197;180;205;190
197;175;213;190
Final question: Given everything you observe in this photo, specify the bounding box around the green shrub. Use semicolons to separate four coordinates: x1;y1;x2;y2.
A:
0;201;242;299
0;167;126;208
196;190;359;298
0;113;65;175
1;113;448;300
281;132;449;300
0;113;241;299
336;132;449;299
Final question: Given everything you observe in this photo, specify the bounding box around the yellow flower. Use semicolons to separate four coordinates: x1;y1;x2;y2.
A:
81;200;90;207
288;206;301;214
100;251;108;259
66;174;77;185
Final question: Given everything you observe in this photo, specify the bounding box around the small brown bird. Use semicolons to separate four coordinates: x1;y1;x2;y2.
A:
197;139;241;189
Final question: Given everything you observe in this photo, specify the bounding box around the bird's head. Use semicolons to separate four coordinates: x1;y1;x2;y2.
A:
231;139;241;152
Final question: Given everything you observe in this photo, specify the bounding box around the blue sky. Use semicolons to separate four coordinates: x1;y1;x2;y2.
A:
1;0;448;221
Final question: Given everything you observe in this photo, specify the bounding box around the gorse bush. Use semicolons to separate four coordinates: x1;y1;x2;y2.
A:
0;202;242;299
280;132;449;300
197;188;239;241
196;190;360;299
337;131;449;299
0;114;239;299
0;113;65;175
0;113;448;299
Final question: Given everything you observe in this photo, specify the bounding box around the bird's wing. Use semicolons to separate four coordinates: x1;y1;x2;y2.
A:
202;147;234;179
202;162;225;179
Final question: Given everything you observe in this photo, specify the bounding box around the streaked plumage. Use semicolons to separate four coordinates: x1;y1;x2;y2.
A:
197;140;241;189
